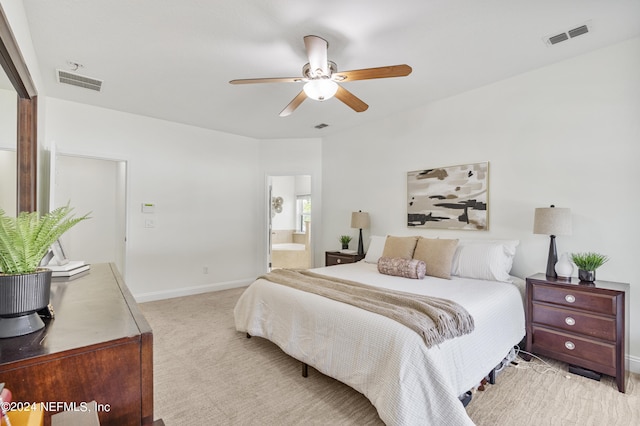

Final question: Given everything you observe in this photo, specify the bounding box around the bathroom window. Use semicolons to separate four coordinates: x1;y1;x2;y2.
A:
296;195;311;232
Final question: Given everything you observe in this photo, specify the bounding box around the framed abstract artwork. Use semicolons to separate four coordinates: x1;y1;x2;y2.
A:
407;162;489;230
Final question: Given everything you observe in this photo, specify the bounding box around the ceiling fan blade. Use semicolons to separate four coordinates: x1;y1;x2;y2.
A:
304;35;329;77
334;85;368;113
229;77;305;85
332;64;412;82
279;91;307;117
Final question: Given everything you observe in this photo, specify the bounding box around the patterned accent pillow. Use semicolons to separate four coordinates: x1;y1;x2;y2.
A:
377;256;426;279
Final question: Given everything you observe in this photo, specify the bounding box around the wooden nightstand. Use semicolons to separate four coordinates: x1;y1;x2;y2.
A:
525;273;629;392
325;251;365;266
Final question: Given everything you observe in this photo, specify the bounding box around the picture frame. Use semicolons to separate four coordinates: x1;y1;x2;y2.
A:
407;161;489;230
50;239;70;265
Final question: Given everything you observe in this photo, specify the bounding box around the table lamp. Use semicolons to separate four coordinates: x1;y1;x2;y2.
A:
351;211;370;256
533;205;572;278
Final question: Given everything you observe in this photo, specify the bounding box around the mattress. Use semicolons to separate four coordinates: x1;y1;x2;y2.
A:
234;261;525;425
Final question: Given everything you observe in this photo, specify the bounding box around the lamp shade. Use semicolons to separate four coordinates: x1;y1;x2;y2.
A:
351;211;370;229
533;207;572;236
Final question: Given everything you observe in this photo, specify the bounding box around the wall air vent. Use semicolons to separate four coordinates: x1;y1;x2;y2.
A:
314;123;329;129
544;21;592;46
56;70;103;92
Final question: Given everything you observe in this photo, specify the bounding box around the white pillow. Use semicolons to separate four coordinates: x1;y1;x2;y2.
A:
364;235;387;263
450;240;519;282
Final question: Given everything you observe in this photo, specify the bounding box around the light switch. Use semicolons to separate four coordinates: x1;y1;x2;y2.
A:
144;219;155;228
142;203;155;213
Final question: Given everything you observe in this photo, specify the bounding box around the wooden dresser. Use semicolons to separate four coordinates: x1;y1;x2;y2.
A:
0;263;158;425
525;273;629;392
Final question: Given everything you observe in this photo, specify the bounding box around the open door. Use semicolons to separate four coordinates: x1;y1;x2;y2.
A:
49;149;128;275
268;175;312;270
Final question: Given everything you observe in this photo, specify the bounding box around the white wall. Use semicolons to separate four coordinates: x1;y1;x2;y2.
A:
0;88;16;150
0;149;16;214
44;98;262;300
271;176;296;230
322;38;640;367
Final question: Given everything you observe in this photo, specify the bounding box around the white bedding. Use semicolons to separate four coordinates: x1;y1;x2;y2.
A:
234;261;525;425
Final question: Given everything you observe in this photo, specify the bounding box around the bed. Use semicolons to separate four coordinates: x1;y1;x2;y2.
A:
234;236;525;425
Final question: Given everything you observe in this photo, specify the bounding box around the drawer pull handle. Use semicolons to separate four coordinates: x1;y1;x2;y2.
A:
565;341;575;350
565;317;575;326
565;294;576;303
337;259;342;264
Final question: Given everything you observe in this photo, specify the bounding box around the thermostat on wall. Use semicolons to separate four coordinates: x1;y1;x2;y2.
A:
141;203;155;213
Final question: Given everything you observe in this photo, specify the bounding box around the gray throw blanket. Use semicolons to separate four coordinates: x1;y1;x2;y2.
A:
259;269;475;348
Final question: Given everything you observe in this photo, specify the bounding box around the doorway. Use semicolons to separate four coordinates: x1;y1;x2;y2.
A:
268;175;312;271
51;154;127;275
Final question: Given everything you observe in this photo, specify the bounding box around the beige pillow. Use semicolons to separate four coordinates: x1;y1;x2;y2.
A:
381;236;419;259
413;237;459;279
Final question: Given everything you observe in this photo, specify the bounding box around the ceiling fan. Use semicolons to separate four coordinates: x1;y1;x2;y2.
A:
229;35;412;117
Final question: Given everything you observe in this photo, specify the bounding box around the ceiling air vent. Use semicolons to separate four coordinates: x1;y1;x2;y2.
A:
56;70;103;92
544;21;592;46
314;123;329;129
548;33;569;45
568;25;589;38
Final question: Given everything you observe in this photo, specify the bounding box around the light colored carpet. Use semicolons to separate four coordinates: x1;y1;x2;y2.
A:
141;287;639;425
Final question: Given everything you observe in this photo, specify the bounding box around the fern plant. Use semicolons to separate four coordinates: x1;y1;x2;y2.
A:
0;204;89;275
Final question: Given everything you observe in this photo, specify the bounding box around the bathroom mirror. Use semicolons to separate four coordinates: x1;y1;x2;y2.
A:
0;5;38;213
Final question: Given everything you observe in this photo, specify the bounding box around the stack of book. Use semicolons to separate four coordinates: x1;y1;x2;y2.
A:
47;260;91;278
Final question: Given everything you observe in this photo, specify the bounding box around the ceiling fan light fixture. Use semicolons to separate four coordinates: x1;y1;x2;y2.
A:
303;79;338;101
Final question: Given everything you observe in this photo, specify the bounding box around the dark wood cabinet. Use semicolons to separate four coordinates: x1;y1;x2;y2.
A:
0;263;157;425
525;273;629;392
325;251;365;266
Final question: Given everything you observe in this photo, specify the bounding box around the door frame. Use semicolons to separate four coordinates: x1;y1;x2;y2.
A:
49;147;129;275
265;174;313;272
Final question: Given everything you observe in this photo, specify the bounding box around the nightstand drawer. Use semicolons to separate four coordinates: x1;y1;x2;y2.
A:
532;285;616;315
532;303;616;341
325;251;364;266
532;327;616;370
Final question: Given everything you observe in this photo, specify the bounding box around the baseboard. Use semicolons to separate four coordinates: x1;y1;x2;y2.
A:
134;279;252;303
629;354;640;374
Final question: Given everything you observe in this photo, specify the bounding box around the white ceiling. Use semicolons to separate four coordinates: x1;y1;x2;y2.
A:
19;0;640;139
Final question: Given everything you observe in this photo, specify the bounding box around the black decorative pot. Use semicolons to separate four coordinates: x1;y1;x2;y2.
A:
341;243;349;249
578;269;596;283
0;268;52;338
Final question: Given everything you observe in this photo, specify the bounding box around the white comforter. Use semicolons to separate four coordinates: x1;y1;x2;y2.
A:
234;262;525;425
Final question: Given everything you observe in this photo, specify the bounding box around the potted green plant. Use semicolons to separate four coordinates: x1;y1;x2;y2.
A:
0;204;89;338
570;252;609;282
339;235;352;250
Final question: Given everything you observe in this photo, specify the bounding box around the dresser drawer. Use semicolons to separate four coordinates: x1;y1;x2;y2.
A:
532;285;616;315
532;303;616;341
532;326;616;370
